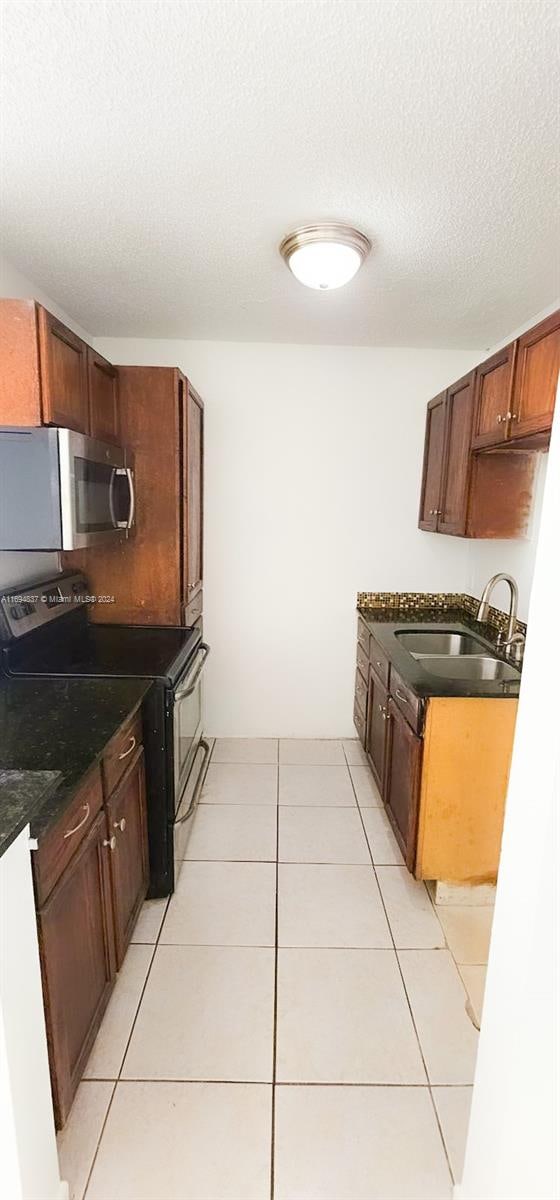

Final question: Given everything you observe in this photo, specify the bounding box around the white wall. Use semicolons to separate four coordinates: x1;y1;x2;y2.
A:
457;390;560;1200
96;337;479;734
0;256;92;590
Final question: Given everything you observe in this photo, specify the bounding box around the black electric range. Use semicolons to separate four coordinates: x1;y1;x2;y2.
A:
0;572;211;895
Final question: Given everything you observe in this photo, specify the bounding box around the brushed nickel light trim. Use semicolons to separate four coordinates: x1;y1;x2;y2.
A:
279;223;371;261
279;223;371;290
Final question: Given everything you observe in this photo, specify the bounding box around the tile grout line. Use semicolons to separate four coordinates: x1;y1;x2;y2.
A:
270;743;280;1200
81;896;171;1198
347;758;456;1190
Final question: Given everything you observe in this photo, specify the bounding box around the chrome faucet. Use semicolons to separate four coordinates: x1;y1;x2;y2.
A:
476;573;525;664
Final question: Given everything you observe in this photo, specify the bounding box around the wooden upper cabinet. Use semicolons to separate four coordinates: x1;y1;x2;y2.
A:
438;372;474;536
88;347;119;443
471;341;516;449
183;383;204;602
418;393;446;531
510;310;560;441
37;306;89;433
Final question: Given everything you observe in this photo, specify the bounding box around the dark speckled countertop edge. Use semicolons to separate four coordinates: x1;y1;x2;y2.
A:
357;605;521;700
0;677;153;848
0;769;62;859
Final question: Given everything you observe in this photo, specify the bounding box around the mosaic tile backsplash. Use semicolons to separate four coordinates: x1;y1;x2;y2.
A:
357;591;527;639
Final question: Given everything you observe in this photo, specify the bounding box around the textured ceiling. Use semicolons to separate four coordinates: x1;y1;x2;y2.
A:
1;0;558;346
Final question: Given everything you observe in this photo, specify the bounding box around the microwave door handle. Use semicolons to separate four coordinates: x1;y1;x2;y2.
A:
108;467;118;528
125;467;135;531
174;643;210;701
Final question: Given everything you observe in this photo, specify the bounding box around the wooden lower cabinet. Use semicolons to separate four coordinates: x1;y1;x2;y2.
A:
365;666;389;793
36;810;116;1127
105;749;149;967
384;699;422;870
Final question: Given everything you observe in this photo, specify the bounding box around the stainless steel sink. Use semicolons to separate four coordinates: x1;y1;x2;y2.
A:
418;655;520;682
396;631;489;656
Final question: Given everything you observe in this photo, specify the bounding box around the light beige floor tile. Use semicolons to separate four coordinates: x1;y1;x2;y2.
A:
201;762;277;805
122;945;274;1082
437;905;494;964
160;861;276;946
350;763;383;806
57;1080;113;1200
276;948;426;1083
212;738;278;763
278;863;391;948
274;1085;452;1199
398;950;479;1083
279;806;371;864
83;944;154;1080
377;865;446;948
279;739;345;765
458;964;487;1029
279;764;355;806
342;738;368;765
87;1081;271;1200
130;898;168;944
185;804;277;861
362;807;404;864
432;1086;473;1183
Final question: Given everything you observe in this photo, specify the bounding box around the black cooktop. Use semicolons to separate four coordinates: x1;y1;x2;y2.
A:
4;621;200;687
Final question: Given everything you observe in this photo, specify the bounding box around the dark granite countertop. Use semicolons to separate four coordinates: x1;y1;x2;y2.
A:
0;769;62;858
0;676;152;849
358;607;521;700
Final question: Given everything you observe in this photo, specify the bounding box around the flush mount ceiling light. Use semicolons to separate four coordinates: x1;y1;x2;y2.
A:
279;223;371;291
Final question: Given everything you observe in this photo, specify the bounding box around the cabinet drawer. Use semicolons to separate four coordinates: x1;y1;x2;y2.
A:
354;668;368;716
357;617;370;657
102;711;143;798
353;701;366;746
34;765;103;906
369;634;390;689
184;590;203;628
356;640;369;682
390;667;424;735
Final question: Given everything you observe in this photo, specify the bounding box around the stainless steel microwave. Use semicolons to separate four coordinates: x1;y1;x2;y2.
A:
0;427;135;550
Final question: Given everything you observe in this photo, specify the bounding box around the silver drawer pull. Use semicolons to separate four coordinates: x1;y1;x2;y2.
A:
376;661;383;669
395;688;409;704
118;734;136;761
63;803;90;839
103;835;117;851
114;818;126;832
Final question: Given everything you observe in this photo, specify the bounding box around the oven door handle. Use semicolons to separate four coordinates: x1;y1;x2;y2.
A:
174;643;210;701
175;738;211;825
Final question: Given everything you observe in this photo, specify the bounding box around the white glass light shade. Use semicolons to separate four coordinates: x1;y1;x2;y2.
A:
279;224;370;291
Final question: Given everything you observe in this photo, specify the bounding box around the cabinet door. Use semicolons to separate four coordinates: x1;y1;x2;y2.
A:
366;666;389;796
37;810;116;1127
438;372;474;535
37;306;89;433
510;310;560;441
105;748;149;967
471;342;516;449
88;348;119;444
418;393;446;531
384;699;423;871
183;384;204;603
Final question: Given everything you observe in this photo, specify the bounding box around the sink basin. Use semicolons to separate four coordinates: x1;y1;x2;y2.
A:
397;631;488;656
418;655;520;682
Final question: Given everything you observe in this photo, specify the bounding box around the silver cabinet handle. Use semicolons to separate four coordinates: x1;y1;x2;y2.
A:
125;467;135;530
376;660;383;669
395;688;409;704
63;803;90;839
103;835;117;851
114;818;126;832
118;735;136;761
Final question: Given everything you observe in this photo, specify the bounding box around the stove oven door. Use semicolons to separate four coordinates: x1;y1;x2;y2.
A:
172;642;210;810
